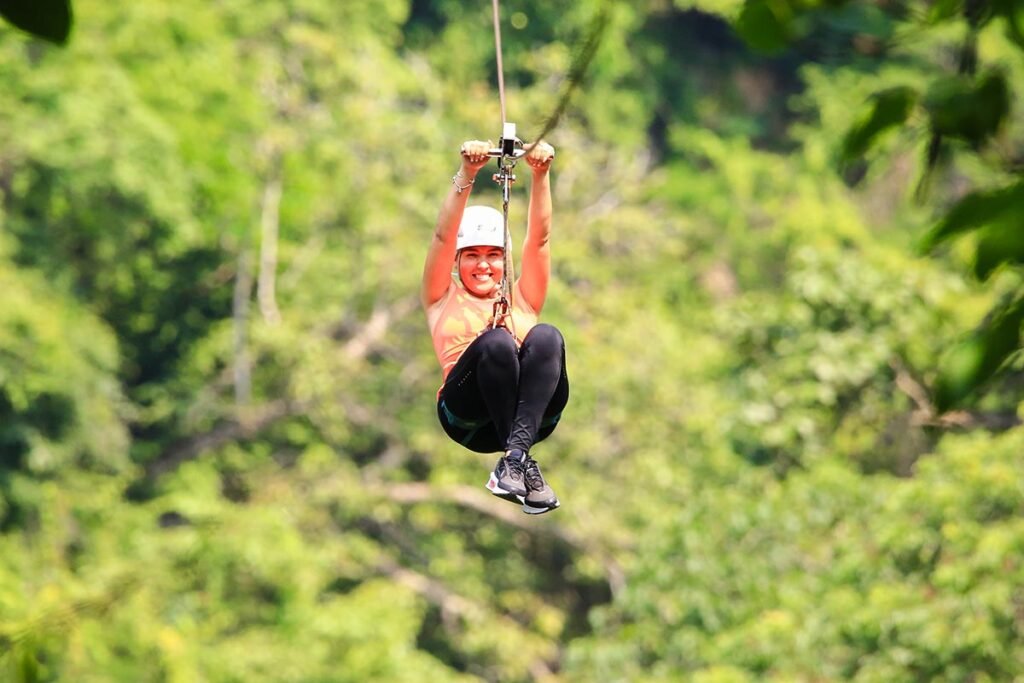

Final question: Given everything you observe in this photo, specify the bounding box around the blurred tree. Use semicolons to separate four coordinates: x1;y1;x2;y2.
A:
2;1;1023;681
732;0;1024;411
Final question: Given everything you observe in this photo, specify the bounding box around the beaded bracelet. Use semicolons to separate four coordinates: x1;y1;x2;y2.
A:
451;170;475;194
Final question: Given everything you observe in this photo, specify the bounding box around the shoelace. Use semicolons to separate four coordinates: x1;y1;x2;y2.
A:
503;454;526;481
523;457;545;490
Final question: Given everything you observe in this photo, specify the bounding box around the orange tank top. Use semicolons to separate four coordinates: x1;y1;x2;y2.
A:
429;279;538;383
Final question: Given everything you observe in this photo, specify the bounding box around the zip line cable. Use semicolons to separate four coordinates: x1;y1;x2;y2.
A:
489;0;516;334
485;0;611;153
492;0;508;127
485;0;610;333
528;3;611;149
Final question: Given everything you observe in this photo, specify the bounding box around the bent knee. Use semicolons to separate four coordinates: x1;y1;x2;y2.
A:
525;323;564;351
477;328;519;362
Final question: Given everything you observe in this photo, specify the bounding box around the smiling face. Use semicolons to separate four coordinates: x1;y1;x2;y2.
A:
457;246;505;298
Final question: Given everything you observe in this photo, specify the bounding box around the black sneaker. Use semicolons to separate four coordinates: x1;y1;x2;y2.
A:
485;449;528;502
522;455;559;515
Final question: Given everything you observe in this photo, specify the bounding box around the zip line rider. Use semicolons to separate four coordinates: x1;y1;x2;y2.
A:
422;138;567;515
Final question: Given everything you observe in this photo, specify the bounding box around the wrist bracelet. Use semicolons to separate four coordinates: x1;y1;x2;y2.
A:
452;170;475;194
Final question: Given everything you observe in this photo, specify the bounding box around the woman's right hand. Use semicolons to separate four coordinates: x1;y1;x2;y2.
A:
460;140;493;178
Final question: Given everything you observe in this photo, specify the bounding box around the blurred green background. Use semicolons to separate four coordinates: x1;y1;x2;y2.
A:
1;0;1023;680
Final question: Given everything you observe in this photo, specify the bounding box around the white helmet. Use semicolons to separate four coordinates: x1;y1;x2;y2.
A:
457;206;505;251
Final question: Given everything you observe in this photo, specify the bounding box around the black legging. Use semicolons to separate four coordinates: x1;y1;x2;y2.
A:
437;323;569;454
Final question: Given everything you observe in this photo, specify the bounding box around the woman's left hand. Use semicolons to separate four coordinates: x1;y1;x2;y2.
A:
525;140;555;174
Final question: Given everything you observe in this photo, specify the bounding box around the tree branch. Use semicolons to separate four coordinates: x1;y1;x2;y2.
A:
369;482;626;597
375;558;556;679
233;248;254;406
145;400;295;479
376;558;480;619
890;358;1021;431
342;296;418;360
146;296;417;479
0;574;143;654
258;163;283;326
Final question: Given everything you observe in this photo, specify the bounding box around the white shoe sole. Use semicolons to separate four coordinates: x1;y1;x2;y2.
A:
486;473;525;502
522;499;560;515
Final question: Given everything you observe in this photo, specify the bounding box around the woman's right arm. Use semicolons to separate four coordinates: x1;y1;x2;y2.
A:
421;140;492;310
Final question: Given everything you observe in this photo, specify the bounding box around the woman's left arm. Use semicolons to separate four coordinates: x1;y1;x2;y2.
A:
518;141;555;313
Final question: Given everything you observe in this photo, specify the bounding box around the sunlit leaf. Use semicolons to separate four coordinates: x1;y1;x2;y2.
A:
0;0;72;45
974;220;1024;280
921;181;1024;250
840;86;918;161
934;296;1024;412
936;338;987;412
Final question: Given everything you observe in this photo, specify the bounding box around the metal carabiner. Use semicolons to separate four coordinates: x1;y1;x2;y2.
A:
487;122;525;197
485;121;523;338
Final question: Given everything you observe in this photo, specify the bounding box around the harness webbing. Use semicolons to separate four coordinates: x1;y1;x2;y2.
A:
495;165;516;339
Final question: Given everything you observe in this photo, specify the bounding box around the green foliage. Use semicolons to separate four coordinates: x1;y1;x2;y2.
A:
2;1;1024;681
922;180;1024;250
841;86;918;161
918;178;1024;406
0;260;128;479
753;0;1024;409
974;218;1024;280
734;0;797;52
934;293;1024;412
923;69;1010;148
721;244;964;473
568;430;1024;681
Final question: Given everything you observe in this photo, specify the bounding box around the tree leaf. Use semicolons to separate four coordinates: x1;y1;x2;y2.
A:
934;295;1024;412
18;642;41;683
920;181;1024;250
994;0;1024;48
734;0;795;53
0;0;72;45
928;0;962;23
840;86;918;161
974;219;1024;280
820;2;895;40
923;70;1010;147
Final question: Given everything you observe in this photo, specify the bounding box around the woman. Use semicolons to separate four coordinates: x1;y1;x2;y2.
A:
421;138;568;515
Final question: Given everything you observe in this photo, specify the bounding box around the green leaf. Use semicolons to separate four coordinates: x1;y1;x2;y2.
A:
921;181;1024;250
974;220;1024;280
820;2;895;39
928;0;962;23
17;643;40;683
923;70;1010;147
935;296;1024;412
734;0;795;53
840;86;918;161
0;0;72;45
993;0;1024;48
